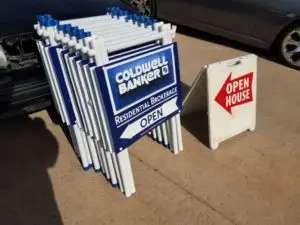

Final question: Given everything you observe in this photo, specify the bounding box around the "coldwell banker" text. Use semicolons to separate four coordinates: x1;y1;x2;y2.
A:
116;56;169;95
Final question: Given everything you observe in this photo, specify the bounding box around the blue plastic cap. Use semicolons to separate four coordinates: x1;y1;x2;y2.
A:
57;24;63;31
45;14;52;20
36;15;46;25
112;183;119;188
144;18;150;27
95;168;102;173
85;31;92;37
149;18;156;27
45;19;59;27
44;20;52;27
51;20;59;26
137;16;143;24
111;7;119;16
126;14;133;21
140;16;146;24
137;17;142;24
83;166;90;171
40;19;46;26
64;24;72;34
61;24;69;33
132;14;139;22
77;29;85;39
61;25;66;32
113;7;121;15
71;27;79;37
83;164;93;171
117;10;124;17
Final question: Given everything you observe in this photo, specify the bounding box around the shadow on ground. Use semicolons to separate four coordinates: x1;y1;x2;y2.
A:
181;110;210;148
181;79;210;148
47;106;73;149
0;115;63;225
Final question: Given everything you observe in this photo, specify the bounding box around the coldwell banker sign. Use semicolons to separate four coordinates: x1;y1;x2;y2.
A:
96;43;182;152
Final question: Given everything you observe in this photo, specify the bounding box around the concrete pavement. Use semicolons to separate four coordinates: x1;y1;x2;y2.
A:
1;29;300;225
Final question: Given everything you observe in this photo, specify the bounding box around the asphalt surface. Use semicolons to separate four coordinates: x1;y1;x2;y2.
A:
1;28;300;225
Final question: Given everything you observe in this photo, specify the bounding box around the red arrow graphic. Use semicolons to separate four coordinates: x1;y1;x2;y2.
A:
215;72;254;114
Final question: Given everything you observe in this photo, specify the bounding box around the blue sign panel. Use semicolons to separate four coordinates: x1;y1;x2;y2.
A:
49;46;76;125
61;50;84;127
95;43;182;153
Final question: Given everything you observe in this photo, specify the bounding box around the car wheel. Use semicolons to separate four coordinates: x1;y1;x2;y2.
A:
130;0;156;17
277;24;300;70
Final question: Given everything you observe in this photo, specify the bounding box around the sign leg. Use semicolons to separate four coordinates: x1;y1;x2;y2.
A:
175;114;183;151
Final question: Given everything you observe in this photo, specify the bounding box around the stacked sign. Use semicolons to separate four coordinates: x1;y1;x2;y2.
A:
34;7;183;197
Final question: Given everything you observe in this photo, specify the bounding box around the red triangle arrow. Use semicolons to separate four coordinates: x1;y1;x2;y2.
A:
215;72;253;114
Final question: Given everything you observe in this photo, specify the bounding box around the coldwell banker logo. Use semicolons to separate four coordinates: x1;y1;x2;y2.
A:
96;44;180;150
104;46;176;115
115;55;170;95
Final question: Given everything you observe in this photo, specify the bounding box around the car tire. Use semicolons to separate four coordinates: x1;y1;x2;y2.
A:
277;23;300;70
130;0;157;17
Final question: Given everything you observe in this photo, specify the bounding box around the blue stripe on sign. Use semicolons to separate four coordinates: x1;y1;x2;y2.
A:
49;46;76;125
74;56;82;61
61;50;85;126
81;60;89;66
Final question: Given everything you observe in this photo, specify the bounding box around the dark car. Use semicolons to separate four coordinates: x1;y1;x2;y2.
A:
0;0;130;119
124;0;300;70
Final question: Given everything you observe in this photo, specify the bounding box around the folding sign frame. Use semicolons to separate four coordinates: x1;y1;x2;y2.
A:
34;8;184;198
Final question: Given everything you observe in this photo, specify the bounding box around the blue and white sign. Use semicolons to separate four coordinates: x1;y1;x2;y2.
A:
49;46;76;125
95;43;182;152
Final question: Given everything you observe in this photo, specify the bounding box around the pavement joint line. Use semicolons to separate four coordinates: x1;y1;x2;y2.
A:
131;154;239;225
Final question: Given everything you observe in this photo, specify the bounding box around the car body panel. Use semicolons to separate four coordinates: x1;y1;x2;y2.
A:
0;0;130;37
155;0;300;49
